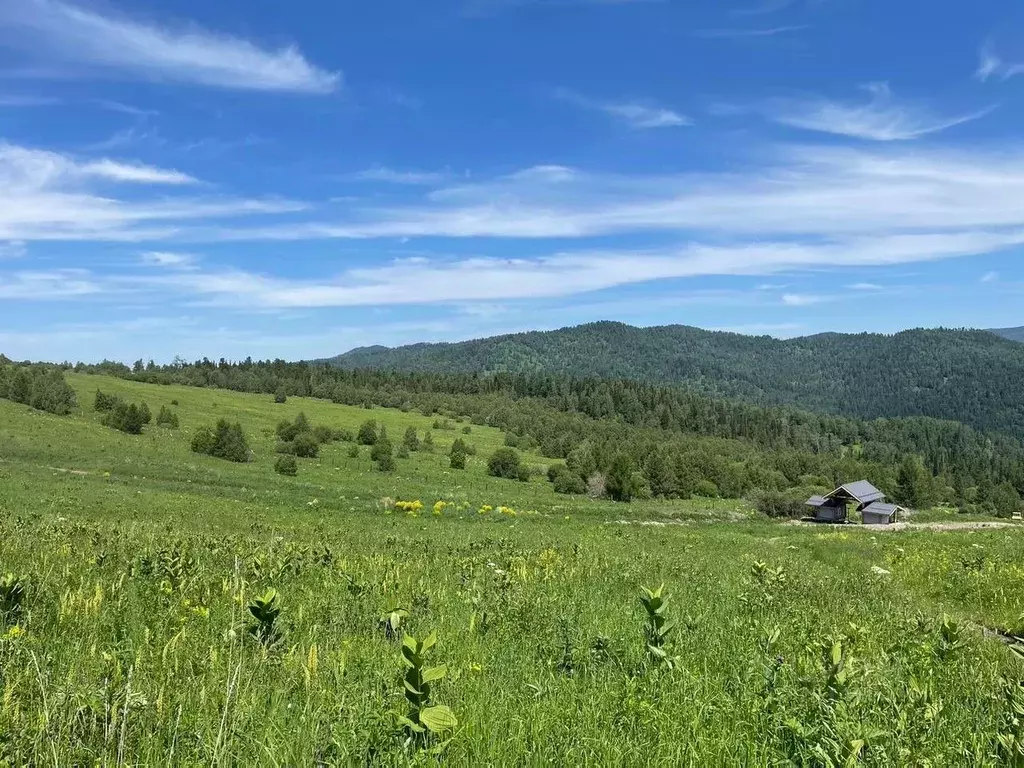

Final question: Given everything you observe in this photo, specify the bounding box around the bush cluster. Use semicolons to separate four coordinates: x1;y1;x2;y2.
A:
0;363;77;415
191;419;250;463
156;405;179;428
275;412;351;459
96;391;151;435
274;454;298;476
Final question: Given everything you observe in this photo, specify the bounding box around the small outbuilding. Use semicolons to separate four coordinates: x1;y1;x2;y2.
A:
861;501;902;526
805;481;903;525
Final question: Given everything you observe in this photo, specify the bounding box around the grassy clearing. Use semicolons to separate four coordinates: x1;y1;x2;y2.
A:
0;374;1022;764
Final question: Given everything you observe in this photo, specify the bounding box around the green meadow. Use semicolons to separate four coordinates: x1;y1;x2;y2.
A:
0;373;1022;765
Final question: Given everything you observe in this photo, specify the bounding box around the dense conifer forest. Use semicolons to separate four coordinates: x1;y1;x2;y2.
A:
327;323;1024;441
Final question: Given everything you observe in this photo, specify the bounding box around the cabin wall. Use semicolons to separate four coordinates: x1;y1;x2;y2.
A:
863;511;894;525
815;505;847;522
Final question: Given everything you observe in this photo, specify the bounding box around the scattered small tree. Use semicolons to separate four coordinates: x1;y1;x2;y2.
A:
274;388;287;404
422;431;435;453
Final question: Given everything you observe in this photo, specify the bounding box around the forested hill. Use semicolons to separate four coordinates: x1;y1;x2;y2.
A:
990;326;1024;343
327;322;1024;441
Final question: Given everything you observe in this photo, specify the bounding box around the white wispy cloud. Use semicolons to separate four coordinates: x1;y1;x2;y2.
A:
352;167;449;185
140;251;196;269
556;89;691;129
198;145;1024;242
695;25;807;38
0;0;339;93
0;141;305;241
761;83;993;141
63;229;1024;310
781;293;824;306
464;0;656;16
0;241;26;259
848;282;883;290
0;142;195;186
0;268;100;299
981;270;999;283
975;44;1024;82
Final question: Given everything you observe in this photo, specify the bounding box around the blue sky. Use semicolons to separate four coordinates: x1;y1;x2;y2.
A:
1;0;1023;362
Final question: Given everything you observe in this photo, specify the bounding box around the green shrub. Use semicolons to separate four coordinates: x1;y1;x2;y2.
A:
461;425;472;434
358;419;378;445
94;389;121;412
291;432;320;459
552;467;587;495
191;427;216;455
694;479;720;498
274;389;287;404
370;438;393;463
375;453;396;473
403;426;420;452
192;419;250;463
274;454;298;476
156;405;179;428
487;448;522;480
751;488;813;519
101;401;146;435
449;444;467;469
396;444;410;459
606;454;637;501
347;444;360;458
276;412;310;442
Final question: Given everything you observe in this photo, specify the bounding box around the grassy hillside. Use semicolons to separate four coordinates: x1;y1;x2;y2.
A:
0;374;1023;763
327;322;1024;440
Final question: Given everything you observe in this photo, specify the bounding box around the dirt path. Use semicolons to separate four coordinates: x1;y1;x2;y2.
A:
790;519;1020;532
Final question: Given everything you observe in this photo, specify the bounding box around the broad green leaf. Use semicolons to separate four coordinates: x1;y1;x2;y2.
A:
422;631;437;652
422;664;447;683
419;705;458;733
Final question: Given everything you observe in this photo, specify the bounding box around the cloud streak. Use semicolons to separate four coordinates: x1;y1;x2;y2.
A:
761;83;993;141
0;0;340;93
975;44;1024;82
695;25;807;38
0;141;305;241
556;89;691;128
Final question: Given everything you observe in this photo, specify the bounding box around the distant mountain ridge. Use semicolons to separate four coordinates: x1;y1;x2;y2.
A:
326;321;1024;440
990;326;1024;343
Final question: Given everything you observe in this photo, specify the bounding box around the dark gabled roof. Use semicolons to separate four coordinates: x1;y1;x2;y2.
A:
827;480;885;505
862;501;899;516
805;495;827;507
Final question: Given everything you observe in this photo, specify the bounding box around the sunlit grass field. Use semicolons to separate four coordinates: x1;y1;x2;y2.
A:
0;373;1022;765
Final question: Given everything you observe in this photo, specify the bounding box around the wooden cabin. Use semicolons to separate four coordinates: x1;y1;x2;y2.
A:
862;501;901;525
805;480;903;525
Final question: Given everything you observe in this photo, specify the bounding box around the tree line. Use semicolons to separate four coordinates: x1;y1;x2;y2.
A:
46;355;1021;514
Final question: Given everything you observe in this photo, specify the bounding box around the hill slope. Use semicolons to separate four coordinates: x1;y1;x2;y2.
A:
990;326;1024;343
327;322;1024;440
